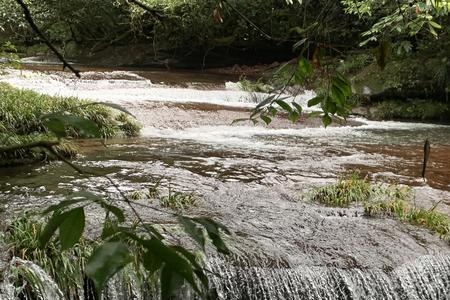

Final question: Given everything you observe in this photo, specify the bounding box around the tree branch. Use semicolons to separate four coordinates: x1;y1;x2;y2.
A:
14;0;81;78
126;0;165;21
0;140;60;153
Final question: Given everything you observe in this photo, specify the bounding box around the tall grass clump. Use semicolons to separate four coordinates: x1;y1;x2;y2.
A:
365;200;450;240
309;174;449;240
2;213;93;299
1;213;157;299
159;189;198;211
310;174;371;207
308;173;412;207
0;83;140;138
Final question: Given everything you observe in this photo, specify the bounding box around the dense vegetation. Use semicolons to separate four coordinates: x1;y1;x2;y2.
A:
0;83;140;165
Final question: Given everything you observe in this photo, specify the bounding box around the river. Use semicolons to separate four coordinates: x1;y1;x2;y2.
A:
0;65;450;299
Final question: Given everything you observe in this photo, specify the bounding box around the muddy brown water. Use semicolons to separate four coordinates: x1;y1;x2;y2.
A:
1;66;450;299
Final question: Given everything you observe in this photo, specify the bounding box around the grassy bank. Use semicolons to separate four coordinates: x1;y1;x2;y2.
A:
0;82;140;165
307;175;450;240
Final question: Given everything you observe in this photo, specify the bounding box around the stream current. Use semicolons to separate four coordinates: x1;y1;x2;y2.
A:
0;66;450;299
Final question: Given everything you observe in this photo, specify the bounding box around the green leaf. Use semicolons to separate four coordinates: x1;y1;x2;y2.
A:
143;250;163;275
293;38;308;51
39;212;68;248
43;199;87;214
307;96;323;107
172;245;208;288
178;216;206;250
428;20;442;29
275;99;292;113
260;115;272;125
193;217;230;255
86;242;132;298
255;95;275;110
64;115;101;138
308;111;322;118
295;57;313;84
101;203;125;223
44;118;66;138
101;219;118;239
59;207;85;250
145;238;201;294
160;266;185;300
322;114;332;127
292;102;303;114
289;111;300;122
92;102;136;118
231;118;250;125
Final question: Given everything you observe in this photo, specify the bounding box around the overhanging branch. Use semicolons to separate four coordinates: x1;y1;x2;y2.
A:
14;0;81;78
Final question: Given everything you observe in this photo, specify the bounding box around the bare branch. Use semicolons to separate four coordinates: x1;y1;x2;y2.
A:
127;0;165;21
14;0;81;78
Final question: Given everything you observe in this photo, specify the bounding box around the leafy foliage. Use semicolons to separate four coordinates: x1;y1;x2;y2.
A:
245;57;353;127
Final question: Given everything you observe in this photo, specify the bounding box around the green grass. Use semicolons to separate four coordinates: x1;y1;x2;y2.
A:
0;83;140;138
0;133;78;166
309;174;449;240
0;83;141;164
159;189;197;211
2;213;93;299
238;77;273;93
127;180;161;200
308;174;412;207
1;213;158;299
365;200;450;240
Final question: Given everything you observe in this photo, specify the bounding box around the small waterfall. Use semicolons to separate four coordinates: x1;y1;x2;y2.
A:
0;257;64;300
207;255;450;300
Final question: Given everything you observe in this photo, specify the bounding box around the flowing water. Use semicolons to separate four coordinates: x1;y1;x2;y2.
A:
1;65;450;299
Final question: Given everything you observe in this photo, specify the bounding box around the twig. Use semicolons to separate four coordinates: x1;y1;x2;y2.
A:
14;0;81;78
126;0;165;21
221;0;273;41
